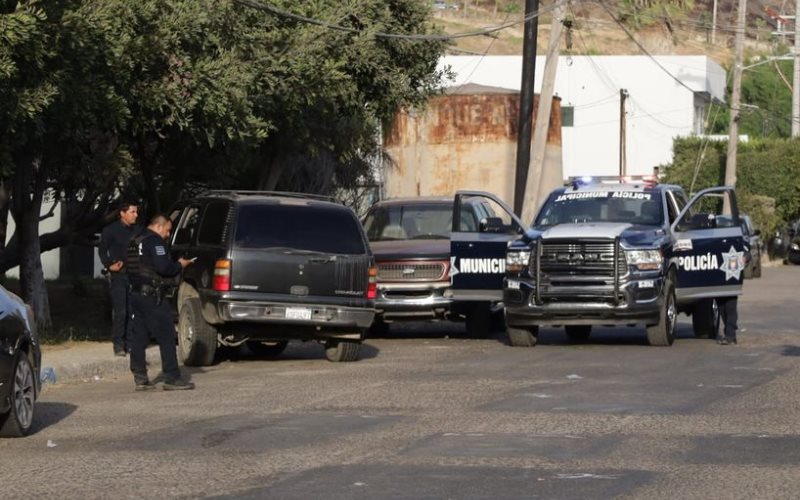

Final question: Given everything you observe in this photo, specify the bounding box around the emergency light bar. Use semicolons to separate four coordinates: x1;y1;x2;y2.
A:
566;175;658;188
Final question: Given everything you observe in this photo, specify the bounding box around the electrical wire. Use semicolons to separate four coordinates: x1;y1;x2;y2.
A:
232;0;569;42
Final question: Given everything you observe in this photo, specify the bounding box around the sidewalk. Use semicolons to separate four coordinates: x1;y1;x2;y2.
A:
40;342;163;386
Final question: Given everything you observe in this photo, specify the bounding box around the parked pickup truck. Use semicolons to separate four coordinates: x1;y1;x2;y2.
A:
363;196;513;337
499;176;746;346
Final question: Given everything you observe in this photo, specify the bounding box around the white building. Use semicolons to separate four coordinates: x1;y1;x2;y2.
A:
439;55;726;178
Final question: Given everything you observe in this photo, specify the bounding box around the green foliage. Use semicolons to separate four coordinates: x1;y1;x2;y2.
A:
615;0;694;29
663;136;800;234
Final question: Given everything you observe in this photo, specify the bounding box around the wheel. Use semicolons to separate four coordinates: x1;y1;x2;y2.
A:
565;325;592;343
178;298;218;367
692;298;719;339
507;325;539;347
324;340;361;362
646;274;677;346
0;351;36;438
465;302;492;339
246;340;288;358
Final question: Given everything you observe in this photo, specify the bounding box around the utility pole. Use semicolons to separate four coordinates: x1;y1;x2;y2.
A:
792;0;800;136
619;89;628;177
712;0;718;44
725;0;747;214
513;0;540;217
522;1;566;225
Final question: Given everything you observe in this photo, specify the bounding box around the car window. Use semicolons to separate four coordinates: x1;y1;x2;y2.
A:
235;204;366;254
535;189;663;226
174;205;202;245
197;201;230;246
363;203;452;241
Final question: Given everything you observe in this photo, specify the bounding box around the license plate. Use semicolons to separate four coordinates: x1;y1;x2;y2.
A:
507;280;520;290
285;307;312;320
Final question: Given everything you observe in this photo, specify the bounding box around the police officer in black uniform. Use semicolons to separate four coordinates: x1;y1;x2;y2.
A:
127;214;195;391
99;201;141;356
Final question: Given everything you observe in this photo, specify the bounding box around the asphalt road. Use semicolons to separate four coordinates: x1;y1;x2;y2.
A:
2;266;800;499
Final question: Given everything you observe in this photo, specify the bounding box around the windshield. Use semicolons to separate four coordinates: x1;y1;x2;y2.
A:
535;190;663;226
234;204;366;255
364;203;454;241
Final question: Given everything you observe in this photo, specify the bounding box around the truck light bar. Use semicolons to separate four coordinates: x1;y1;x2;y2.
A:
566;175;658;188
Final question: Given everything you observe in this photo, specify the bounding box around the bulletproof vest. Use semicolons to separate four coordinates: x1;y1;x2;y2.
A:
126;233;162;285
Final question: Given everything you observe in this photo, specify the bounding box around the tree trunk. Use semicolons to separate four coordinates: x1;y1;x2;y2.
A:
12;158;52;331
18;202;52;331
257;152;286;190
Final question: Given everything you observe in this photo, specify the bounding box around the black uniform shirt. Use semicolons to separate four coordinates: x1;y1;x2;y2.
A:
99;220;141;269
129;230;182;287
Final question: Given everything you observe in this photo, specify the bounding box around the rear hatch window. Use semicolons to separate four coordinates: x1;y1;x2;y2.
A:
234;203;367;254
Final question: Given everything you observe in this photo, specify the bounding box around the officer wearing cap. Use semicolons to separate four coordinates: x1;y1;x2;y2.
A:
127;214;194;391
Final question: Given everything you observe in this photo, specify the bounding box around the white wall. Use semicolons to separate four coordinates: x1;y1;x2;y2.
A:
440;55;726;178
5;200;61;280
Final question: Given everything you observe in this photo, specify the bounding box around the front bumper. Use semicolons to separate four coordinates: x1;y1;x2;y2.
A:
504;275;664;326
375;282;453;321
217;300;375;329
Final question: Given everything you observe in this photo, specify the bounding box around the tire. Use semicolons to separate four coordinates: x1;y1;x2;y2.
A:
465;303;492;339
507;325;539;347
0;351;36;438
743;263;753;279
753;258;762;278
178;298;218;367
692;298;719;339
324;340;361;362
565;325;592;343
646;274;677;346
246;340;288;358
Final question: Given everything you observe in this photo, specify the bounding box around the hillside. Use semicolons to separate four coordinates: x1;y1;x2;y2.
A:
433;0;793;67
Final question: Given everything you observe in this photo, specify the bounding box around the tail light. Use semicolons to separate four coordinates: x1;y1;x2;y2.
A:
213;259;231;291
366;264;378;299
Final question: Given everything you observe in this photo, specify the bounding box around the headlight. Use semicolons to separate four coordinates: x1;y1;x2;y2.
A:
506;250;532;273
625;249;662;271
792;243;800;251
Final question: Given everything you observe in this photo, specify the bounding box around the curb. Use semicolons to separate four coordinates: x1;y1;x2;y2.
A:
42;345;164;386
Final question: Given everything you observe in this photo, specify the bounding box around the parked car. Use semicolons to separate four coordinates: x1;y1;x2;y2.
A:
0;286;40;437
362;196;511;337
167;191;376;365
741;214;762;278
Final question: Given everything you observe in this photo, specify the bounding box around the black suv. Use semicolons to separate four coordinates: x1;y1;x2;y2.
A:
168;191;376;365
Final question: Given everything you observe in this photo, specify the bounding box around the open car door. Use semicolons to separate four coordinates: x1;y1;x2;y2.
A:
670;186;746;301
449;191;525;301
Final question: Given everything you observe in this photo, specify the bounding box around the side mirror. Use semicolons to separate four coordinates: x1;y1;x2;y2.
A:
479;217;505;233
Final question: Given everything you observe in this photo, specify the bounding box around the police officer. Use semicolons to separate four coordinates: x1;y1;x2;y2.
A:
99;201;141;356
716;296;738;345
127;214;194;391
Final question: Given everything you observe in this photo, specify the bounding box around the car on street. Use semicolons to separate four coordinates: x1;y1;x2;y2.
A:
168;191;376;365
0;285;40;437
489;176;746;347
362;196;508;337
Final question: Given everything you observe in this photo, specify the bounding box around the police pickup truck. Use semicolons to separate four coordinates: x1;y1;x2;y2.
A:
448;177;747;346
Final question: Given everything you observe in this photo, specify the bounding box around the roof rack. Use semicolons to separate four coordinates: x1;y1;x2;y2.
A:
566;175;658;189
202;190;341;204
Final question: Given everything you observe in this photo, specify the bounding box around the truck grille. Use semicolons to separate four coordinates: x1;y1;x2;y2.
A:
537;240;626;278
377;261;447;282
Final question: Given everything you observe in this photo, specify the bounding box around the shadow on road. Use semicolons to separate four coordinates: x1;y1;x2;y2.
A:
781;345;800;357
31;402;78;435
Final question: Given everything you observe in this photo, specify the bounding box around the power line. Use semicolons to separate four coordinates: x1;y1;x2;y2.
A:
232;0;568;42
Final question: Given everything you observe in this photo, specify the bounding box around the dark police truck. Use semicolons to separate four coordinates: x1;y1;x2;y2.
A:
449;177;747;346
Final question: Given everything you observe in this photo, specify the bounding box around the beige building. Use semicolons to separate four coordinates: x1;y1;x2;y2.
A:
382;83;563;205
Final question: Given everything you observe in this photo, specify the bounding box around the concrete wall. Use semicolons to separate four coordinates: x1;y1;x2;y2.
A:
383;87;562;204
5;200;61;280
439;55;726;178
